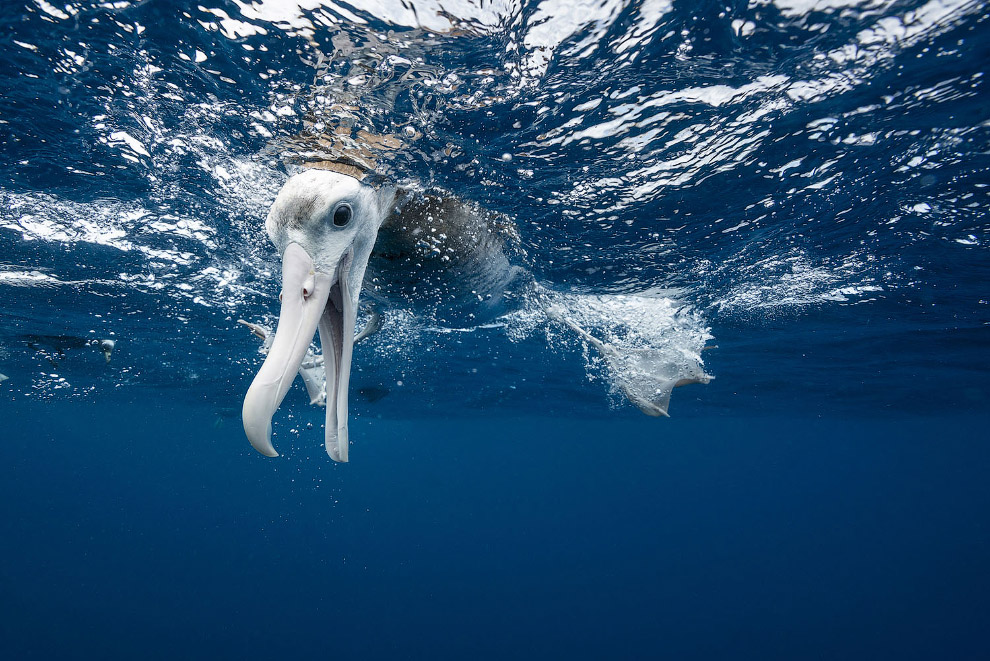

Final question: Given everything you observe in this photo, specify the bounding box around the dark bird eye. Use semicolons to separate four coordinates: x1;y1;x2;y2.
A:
333;204;352;227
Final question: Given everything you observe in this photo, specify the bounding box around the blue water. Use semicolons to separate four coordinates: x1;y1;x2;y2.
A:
1;0;989;658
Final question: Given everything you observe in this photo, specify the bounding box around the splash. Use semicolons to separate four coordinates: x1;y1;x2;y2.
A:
542;289;712;416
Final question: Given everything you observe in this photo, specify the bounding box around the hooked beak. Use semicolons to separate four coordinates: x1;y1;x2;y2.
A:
242;241;364;462
242;243;332;457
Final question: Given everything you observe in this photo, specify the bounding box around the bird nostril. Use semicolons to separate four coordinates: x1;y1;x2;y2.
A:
301;273;316;300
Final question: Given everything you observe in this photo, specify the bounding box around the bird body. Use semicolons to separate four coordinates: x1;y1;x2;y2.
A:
242;167;710;462
367;192;528;322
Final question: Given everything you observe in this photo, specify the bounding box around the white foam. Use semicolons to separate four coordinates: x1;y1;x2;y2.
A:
545;289;712;415
713;249;884;312
0;191;270;311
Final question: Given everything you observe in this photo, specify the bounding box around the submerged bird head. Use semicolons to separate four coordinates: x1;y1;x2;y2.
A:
243;169;394;462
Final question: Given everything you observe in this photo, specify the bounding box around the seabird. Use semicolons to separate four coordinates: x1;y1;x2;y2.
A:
242;164;710;461
22;334;117;367
99;339;115;364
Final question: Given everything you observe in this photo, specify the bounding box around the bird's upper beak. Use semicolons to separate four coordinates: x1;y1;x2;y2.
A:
242;240;362;461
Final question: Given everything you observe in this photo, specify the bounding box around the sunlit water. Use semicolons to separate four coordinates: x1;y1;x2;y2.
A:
2;0;986;416
1;1;988;658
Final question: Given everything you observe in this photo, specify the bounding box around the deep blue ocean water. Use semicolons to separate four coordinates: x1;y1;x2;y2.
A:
1;0;988;658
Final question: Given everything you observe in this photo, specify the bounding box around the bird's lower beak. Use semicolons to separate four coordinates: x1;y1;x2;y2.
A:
243;243;332;457
319;250;357;462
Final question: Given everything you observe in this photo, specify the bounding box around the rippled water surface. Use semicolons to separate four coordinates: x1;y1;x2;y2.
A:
2;0;986;415
1;1;989;658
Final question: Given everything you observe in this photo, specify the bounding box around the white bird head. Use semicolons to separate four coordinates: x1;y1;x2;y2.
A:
243;169;394;462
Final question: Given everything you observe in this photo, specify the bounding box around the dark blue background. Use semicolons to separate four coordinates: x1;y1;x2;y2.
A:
3;398;989;659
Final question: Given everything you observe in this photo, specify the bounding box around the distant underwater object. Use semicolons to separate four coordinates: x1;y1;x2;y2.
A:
99;339;115;363
23;333;117;367
25;334;91;364
357;386;390;403
0;373;8;383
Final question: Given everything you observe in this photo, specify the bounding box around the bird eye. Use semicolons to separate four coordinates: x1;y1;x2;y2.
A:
333;204;352;227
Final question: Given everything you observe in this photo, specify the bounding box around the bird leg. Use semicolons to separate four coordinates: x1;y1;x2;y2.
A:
541;300;711;418
354;306;382;344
